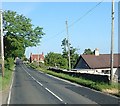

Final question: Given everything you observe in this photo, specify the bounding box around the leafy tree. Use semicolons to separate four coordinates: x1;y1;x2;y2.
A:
83;48;94;55
45;52;68;69
70;47;79;69
3;10;45;59
61;38;79;69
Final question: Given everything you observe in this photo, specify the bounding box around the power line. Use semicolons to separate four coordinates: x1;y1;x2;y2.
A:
43;1;104;42
68;0;104;28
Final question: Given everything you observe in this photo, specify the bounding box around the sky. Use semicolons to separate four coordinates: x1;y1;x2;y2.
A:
2;1;119;58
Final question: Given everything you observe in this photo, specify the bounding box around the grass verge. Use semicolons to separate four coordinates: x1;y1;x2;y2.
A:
27;63;120;97
0;64;15;91
0;76;2;91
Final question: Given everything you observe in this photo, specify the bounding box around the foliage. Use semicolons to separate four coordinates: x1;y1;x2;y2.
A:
3;10;45;59
0;58;15;91
61;38;79;69
45;52;68;69
22;55;29;61
83;48;94;55
4;57;14;70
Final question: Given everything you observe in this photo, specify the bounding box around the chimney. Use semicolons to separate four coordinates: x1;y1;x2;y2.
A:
42;52;44;56
94;48;99;56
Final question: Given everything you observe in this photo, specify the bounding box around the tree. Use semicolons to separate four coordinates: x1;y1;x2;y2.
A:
83;48;94;55
3;10;45;59
45;52;68;69
61;38;79;69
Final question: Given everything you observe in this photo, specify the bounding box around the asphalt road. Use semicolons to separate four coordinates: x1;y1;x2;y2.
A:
9;61;119;105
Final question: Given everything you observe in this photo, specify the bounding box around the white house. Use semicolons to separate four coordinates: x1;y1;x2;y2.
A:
74;49;120;80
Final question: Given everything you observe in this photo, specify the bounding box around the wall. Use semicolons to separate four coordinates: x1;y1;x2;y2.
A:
48;67;109;83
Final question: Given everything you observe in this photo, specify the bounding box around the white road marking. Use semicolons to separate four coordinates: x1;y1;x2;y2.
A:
36;80;43;86
21;65;65;103
7;72;15;106
46;72;119;99
45;87;63;102
38;71;44;74
46;74;82;87
31;76;35;80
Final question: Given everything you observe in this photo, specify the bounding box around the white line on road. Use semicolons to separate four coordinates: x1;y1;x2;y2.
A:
7;72;15;106
46;71;119;99
31;76;35;80
46;74;83;87
45;87;63;102
21;65;65;103
36;80;43;86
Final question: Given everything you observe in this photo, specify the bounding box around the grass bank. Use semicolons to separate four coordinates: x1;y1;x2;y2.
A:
2;66;14;91
0;58;15;91
0;76;2;91
28;63;120;97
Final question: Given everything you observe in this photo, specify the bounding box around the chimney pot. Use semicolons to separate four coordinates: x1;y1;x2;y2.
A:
95;48;99;56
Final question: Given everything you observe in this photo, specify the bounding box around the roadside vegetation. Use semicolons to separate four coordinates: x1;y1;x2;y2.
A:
0;10;45;91
27;62;120;97
0;58;15;91
0;76;2;91
3;58;15;89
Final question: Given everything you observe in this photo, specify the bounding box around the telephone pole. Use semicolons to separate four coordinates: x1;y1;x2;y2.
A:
66;20;71;71
0;9;4;77
110;0;114;84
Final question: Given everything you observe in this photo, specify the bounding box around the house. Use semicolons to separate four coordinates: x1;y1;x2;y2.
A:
30;52;44;63
74;49;120;78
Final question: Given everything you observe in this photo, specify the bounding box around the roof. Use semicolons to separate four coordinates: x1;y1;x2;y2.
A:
30;54;44;61
77;54;120;69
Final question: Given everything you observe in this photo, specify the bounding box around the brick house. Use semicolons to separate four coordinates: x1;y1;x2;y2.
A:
30;52;44;63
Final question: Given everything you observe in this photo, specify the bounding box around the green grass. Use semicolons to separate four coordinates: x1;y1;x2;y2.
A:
27;63;120;97
0;76;2;91
0;64;15;91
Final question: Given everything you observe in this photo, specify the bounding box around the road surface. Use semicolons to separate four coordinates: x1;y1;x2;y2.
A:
8;60;119;105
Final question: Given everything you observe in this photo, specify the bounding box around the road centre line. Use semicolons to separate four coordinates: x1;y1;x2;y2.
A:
45;87;63;102
23;64;119;99
21;65;64;103
45;71;119;99
36;80;43;86
31;76;36;80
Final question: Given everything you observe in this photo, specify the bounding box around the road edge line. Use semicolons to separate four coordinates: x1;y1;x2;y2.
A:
7;70;15;105
45;73;119;99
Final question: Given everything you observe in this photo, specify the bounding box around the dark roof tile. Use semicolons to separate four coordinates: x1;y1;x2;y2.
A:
81;54;120;69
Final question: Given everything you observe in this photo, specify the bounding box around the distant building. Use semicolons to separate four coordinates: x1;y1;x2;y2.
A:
74;49;120;80
30;52;44;63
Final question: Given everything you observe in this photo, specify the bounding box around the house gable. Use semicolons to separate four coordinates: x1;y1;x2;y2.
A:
74;56;90;69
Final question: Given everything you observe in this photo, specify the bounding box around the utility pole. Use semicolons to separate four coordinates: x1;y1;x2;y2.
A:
66;20;71;71
0;9;4;77
110;0;114;84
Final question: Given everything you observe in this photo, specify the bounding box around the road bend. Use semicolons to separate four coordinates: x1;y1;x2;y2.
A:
9;61;119;105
